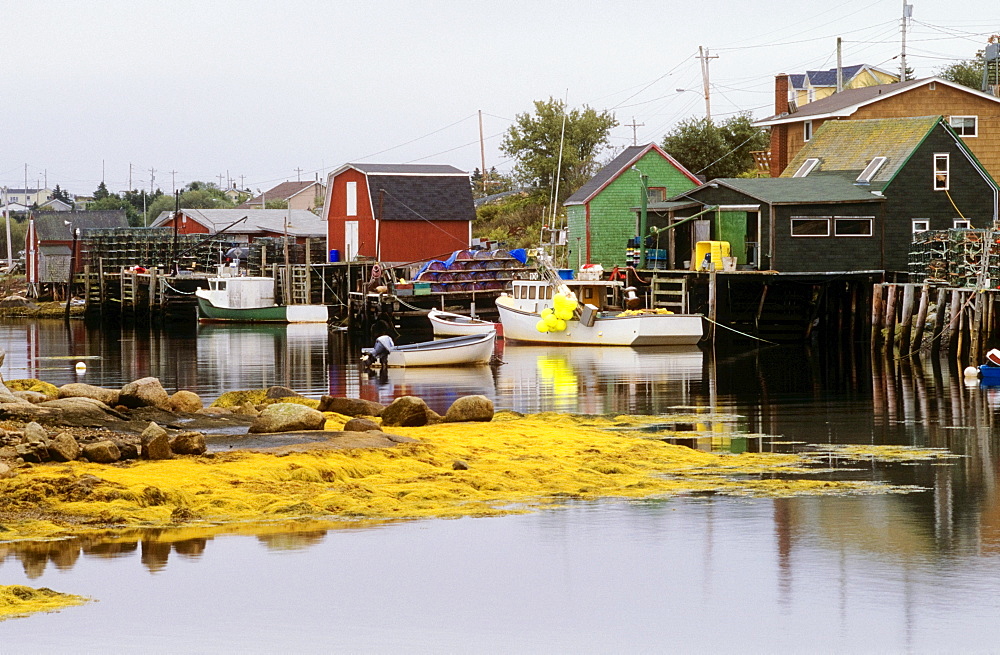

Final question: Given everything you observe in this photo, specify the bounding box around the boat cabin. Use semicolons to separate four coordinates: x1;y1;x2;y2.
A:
199;276;277;310
505;279;625;314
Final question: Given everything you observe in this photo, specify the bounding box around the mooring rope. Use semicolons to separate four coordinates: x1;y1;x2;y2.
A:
159;280;197;295
701;316;778;345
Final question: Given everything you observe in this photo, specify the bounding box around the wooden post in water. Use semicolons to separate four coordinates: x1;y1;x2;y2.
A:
898;284;915;357
947;289;962;353
871;283;885;351
912;283;929;353
972;290;984;364
883;284;898;353
707;269;717;342
931;288;947;357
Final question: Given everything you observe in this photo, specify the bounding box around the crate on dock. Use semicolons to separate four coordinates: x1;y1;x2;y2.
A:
414;282;432;296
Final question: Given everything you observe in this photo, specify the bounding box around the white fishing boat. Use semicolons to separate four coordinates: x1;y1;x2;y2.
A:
427;309;501;337
195;271;328;323
495;279;703;346
362;331;497;367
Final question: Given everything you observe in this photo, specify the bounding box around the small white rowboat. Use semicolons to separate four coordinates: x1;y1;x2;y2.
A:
364;331;497;367
427;309;501;337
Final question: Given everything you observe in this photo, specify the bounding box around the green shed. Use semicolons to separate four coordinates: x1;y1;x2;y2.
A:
564;143;700;269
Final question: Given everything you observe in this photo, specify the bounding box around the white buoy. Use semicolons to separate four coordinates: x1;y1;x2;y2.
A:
964;366;979;378
75;362;87;374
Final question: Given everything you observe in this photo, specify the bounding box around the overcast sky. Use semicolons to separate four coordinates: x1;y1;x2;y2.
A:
1;0;996;196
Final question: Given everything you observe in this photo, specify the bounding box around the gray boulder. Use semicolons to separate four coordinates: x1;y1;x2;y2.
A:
59;383;121;407
343;417;381;432
0;461;10;478
14;391;50;404
37;397;126;425
140;422;173;460
83;440;121;464
381;396;432;427
317;396;385;417
444;395;495;423
248;403;326;433
169;390;203;413
49;432;81;462
119;377;172;410
15;442;48;463
169;431;206;455
23;422;48;442
266;386;302;400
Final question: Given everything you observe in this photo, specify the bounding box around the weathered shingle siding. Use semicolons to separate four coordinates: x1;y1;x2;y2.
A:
772;203;885;272
568;151;697;268
881;126;998;271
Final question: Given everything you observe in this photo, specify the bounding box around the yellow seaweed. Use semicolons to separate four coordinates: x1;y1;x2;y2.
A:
0;413;925;542
0;585;90;621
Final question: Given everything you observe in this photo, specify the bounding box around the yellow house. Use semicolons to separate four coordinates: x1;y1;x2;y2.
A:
789;64;899;108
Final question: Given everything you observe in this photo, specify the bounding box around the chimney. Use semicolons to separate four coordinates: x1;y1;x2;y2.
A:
774;73;790;115
770;74;791;177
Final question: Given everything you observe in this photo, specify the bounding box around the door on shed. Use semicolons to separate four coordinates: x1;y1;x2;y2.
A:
716;210;748;265
344;221;359;260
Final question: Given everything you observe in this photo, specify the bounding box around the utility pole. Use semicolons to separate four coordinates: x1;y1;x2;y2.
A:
294;167;303;182
900;1;913;80
129;163;132;190
696;46;718;121
170;170;177;195
239;175;246;189
217;173;225;188
836;37;844;92
149;168;156;196
625;117;645;146
478;109;487;193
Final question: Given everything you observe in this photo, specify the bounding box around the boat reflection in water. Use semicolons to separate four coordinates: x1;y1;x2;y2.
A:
195;322;333;398
494;344;705;414
355;342;706;416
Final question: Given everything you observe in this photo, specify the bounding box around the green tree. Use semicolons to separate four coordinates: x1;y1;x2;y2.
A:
93;181;110;200
500;98;618;203
146;181;235;219
937;53;986;90
51;185;71;204
661;113;768;180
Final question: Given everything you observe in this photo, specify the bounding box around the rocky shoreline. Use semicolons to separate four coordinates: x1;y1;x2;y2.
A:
0;348;495;476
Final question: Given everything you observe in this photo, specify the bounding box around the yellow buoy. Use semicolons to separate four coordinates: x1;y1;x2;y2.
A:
75;362;87;373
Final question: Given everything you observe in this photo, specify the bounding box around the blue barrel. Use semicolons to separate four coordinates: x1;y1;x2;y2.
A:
329;249;340;262
557;269;574;280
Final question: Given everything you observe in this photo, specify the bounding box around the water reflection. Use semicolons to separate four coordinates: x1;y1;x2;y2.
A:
0;521;390;578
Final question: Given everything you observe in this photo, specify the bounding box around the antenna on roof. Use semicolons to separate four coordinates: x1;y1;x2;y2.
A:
900;1;913;80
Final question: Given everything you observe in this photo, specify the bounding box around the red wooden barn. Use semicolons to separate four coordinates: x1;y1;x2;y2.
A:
324;163;475;263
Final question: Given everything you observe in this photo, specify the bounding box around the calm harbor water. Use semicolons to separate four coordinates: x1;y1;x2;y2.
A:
3;319;1000;652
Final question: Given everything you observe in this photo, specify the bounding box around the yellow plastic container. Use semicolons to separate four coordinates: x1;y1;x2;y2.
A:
692;241;731;271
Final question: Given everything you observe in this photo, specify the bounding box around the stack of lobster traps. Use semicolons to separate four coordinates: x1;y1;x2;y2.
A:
908;229;1000;287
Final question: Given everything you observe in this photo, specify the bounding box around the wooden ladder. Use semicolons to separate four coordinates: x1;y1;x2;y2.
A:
651;275;688;313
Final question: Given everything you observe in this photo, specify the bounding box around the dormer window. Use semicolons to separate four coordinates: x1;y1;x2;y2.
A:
856;157;887;184
792;158;820;178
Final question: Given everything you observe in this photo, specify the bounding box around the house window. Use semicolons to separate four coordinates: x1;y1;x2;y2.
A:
912;219;930;234
346;181;357;216
803;120;813;142
646;187;667;203
954;219;971;229
949;116;978;137
792;158;820;178
834;217;874;237
934;154;949;190
791;217;830;237
856;157;887;184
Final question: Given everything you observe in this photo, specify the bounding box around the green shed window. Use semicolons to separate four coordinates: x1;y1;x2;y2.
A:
834;217;873;237
791;217;829;237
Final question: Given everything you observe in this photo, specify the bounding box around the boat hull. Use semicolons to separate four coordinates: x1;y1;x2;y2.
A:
196;296;328;323
496;302;703;346
382;332;497;367
427;309;501;337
